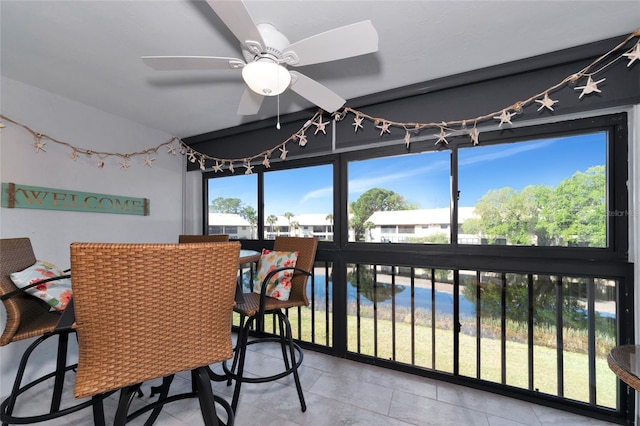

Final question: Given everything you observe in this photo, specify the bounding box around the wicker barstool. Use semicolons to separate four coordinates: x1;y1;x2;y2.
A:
0;238;98;425
71;241;240;426
223;236;318;413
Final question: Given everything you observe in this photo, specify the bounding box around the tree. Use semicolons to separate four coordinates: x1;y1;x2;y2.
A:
209;197;243;214
283;211;294;235
242;206;257;238
347;264;405;304
469;166;605;247
210;197;258;237
349;188;417;241
266;214;278;236
290;220;300;237
546;166;606;246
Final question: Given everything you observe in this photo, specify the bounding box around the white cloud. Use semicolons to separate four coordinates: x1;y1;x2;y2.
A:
459;139;555;166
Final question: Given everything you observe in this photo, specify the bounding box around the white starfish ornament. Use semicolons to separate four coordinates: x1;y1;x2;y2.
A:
313;117;330;135
353;115;364;133
575;76;605;99
623;42;640;67
535;93;559;111
434;127;450;145
494;110;516;127
469;127;480;145
376;121;391;136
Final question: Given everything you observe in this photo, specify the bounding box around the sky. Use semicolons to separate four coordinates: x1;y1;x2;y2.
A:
208;132;607;217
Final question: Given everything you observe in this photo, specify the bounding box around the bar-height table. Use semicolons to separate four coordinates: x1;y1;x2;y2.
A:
608;345;640;391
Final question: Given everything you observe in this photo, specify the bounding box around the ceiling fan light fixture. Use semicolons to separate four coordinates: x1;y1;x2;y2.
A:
242;59;291;96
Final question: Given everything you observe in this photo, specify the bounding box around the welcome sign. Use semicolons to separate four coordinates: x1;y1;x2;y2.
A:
1;182;149;216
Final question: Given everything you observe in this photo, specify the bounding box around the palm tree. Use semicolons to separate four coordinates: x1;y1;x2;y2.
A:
325;213;334;236
266;214;278;238
290;220;300;237
283;211;294;236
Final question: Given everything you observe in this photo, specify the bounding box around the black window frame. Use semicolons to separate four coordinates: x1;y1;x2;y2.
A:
341;112;629;263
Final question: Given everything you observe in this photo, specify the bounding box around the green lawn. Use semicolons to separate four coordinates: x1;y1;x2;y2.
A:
237;305;618;409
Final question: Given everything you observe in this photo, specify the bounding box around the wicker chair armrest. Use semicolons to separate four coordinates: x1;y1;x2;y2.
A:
0;274;71;301
256;267;311;318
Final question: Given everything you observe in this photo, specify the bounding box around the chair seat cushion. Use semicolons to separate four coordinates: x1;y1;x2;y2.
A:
10;261;73;312
253;249;298;301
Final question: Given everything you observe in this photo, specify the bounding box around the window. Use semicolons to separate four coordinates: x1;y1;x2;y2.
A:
264;164;334;240
348;151;451;243
458;133;607;247
207;174;257;239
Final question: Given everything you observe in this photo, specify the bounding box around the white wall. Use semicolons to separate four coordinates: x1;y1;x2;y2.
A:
0;77;184;397
183;171;203;235
631;104;640;426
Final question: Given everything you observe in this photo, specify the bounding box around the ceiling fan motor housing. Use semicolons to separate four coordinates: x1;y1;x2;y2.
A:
242;22;291;63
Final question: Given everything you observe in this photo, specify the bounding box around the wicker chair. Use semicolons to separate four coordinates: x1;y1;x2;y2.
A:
223;236;318;412
0;237;97;424
178;234;230;243
71;241;241;426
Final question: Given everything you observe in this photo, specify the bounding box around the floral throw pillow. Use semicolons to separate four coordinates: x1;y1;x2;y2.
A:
10;260;73;312
253;249;298;301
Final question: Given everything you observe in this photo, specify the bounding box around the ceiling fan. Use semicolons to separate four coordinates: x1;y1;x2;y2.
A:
142;0;378;115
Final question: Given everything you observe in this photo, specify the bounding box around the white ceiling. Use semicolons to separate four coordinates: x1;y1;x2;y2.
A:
2;1;639;138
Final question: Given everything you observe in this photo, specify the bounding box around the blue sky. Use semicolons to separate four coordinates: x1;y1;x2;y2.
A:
208;132;606;216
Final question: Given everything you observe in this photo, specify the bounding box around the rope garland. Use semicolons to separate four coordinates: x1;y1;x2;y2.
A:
1;29;638;173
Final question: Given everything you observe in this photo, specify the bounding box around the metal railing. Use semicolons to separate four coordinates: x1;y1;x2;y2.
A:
234;255;629;423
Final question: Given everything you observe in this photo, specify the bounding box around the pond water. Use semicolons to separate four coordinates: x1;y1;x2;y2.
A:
306;275;615;320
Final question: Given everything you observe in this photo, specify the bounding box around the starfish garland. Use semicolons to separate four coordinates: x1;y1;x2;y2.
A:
535;93;559;111
575;76;605;99
2;28;638;172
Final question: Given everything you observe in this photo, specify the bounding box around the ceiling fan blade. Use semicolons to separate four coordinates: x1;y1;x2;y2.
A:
237;87;264;115
141;56;245;71
205;0;265;54
289;71;345;113
282;21;378;67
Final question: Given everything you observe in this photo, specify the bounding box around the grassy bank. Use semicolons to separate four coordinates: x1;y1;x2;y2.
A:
238;302;617;409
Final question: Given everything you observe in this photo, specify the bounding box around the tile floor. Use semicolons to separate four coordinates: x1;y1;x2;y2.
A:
7;339;621;426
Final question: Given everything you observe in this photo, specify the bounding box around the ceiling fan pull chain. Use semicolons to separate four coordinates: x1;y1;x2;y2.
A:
276;95;281;130
276;65;282;129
